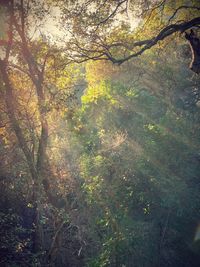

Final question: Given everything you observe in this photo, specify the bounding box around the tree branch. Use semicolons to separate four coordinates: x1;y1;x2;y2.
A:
107;16;200;65
168;5;200;23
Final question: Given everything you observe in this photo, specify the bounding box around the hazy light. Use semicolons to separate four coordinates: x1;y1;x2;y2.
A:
194;224;200;242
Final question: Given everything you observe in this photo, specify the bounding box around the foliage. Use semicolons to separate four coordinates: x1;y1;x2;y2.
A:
0;1;200;267
67;52;200;266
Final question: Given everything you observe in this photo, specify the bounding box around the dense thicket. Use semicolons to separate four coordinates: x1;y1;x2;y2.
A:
0;1;200;266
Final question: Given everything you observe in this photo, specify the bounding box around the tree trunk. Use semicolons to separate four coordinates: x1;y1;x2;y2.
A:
0;59;45;254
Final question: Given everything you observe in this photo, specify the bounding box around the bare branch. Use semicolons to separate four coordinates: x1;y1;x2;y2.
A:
9;63;31;77
168;5;200;23
95;0;126;27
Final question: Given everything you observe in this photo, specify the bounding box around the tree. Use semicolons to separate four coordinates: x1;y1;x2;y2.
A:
56;0;200;73
0;0;83;263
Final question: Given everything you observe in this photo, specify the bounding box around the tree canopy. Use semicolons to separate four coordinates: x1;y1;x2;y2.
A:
0;1;200;266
